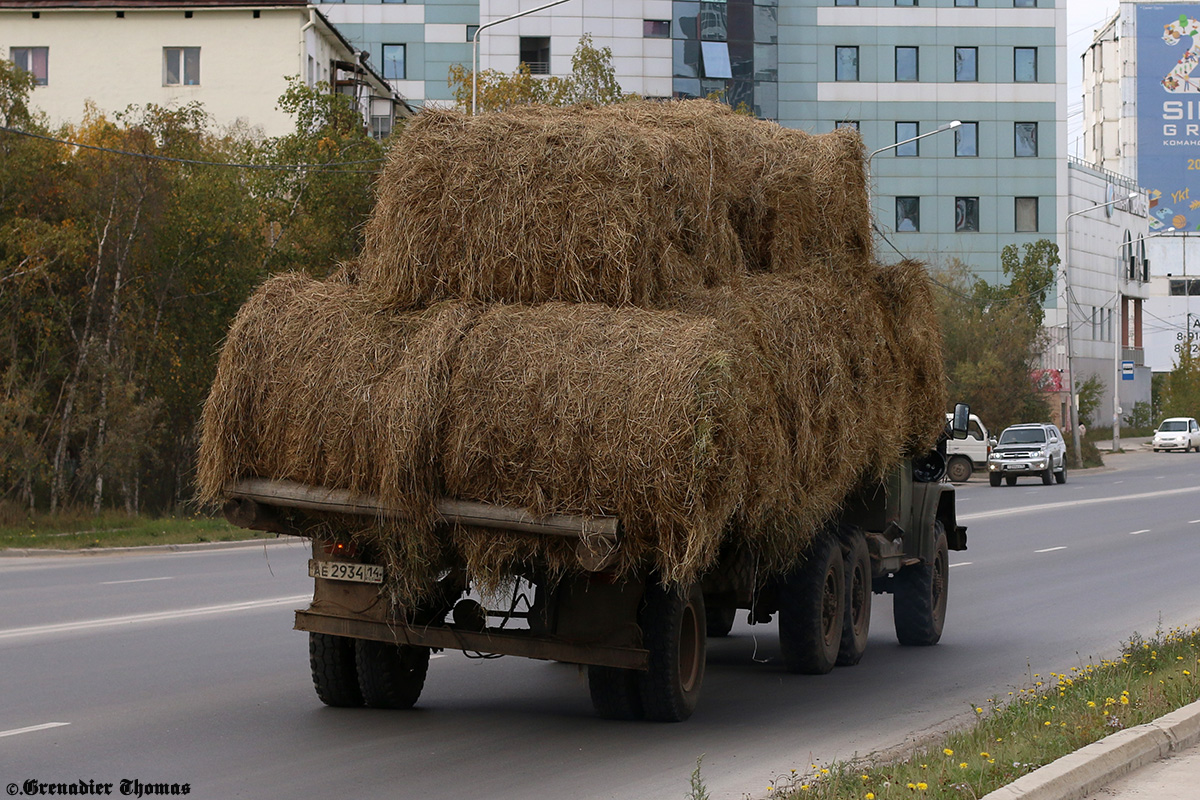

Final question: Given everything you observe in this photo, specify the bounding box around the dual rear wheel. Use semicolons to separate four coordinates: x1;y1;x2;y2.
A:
309;633;431;710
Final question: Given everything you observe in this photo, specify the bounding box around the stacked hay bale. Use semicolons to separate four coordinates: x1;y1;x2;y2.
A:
198;100;945;604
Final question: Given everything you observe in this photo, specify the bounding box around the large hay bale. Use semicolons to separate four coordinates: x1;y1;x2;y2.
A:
354;100;873;308
196;272;475;523
441;302;751;586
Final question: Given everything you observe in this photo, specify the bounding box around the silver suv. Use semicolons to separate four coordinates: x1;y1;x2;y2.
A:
987;423;1067;486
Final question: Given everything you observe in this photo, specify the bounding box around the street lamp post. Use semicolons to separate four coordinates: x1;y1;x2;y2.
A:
1062;192;1139;469
1111;227;1174;452
471;0;575;115
867;120;961;174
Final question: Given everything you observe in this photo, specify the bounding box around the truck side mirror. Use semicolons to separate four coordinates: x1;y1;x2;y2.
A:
950;402;970;440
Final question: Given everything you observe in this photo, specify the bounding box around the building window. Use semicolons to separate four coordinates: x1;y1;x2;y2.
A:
955;0;977;6
896;122;919;156
644;20;671;38
955;121;978;157
1014;0;1036;6
955;197;980;232
700;41;732;78
835;0;858;6
467;25;479;42
520;36;550;75
1169;279;1200;295
1015;197;1039;232
836;120;860;130
163;47;200;86
383;44;406;80
10;47;48;85
896;0;917;6
836;46;859;81
895;47;918;82
382;0;405;4
954;47;977;82
1014;47;1037;82
896;197;920;232
371;115;393;140
1015;122;1038;156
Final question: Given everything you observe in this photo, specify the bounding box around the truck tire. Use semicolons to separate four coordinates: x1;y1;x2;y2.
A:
309;633;363;707
989;473;1001;487
705;606;737;638
946;456;972;484
777;530;845;675
355;639;430;710
1055;463;1066;483
636;581;706;722
1041;468;1053;485
588;666;644;720
837;528;872;667
1005;475;1017;486
893;523;948;647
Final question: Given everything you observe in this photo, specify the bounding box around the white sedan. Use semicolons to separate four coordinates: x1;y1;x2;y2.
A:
1152;417;1200;452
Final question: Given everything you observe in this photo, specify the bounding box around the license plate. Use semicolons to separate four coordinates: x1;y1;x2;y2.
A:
1005;464;1022;470
308;559;383;584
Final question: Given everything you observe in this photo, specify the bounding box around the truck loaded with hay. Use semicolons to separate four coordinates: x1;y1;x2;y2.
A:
199;100;969;722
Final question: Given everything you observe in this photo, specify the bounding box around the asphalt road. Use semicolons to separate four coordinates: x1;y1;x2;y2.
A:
3;448;1199;800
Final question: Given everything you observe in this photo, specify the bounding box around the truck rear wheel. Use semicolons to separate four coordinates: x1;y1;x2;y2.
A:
636;581;706;722
893;523;948;646
309;633;363;707
355;639;430;709
588;666;644;720
989;473;1001;487
778;530;845;675
946;456;972;484
837;528;872;667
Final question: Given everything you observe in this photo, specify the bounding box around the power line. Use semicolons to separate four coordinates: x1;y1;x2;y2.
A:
0;125;384;173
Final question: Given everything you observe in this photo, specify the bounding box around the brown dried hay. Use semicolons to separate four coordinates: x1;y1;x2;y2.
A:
440;301;749;588
197;261;945;604
354;100;873;309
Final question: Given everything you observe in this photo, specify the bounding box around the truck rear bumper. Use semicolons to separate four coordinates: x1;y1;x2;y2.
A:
295;608;648;670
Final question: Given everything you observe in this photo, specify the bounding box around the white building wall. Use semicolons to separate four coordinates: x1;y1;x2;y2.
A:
0;8;381;137
478;0;673;99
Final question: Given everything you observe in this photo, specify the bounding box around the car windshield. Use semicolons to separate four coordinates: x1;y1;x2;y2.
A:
999;428;1046;445
1160;420;1188;432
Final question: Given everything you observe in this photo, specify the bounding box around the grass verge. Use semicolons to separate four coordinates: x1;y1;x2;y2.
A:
0;509;272;551
734;625;1200;800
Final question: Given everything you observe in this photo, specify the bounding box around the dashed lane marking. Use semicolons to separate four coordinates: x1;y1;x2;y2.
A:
101;577;174;585
1035;546;1068;553
0;722;70;738
0;595;310;641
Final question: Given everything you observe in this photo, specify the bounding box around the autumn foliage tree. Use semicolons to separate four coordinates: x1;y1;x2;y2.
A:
447;34;635;112
0;68;382;515
936;240;1060;432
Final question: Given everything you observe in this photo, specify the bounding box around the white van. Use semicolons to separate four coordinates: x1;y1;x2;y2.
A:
944;413;989;483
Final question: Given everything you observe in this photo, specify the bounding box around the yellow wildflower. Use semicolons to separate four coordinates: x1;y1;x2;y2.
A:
943;748;954;756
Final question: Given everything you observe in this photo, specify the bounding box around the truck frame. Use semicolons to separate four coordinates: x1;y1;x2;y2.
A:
221;406;971;722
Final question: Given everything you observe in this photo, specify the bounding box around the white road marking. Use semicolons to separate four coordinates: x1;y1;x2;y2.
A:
1130;530;1150;536
101;577;174;585
1189;520;1200;524
959;485;1200;522
0;722;70;738
1035;546;1067;553
948;562;973;568
0;595;310;641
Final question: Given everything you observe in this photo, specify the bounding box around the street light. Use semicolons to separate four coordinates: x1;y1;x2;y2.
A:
867;120;961;172
1111;227;1174;452
471;0;575;115
1062;192;1139;468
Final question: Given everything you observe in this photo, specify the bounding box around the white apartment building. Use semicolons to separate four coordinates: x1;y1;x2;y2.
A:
0;0;407;138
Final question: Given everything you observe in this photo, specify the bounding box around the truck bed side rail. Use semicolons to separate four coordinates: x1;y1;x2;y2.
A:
224;478;621;545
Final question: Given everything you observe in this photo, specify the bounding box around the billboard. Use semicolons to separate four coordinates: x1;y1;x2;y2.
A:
1138;5;1200;230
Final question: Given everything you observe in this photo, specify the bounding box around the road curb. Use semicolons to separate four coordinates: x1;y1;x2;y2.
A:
979;698;1200;800
0;536;297;558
